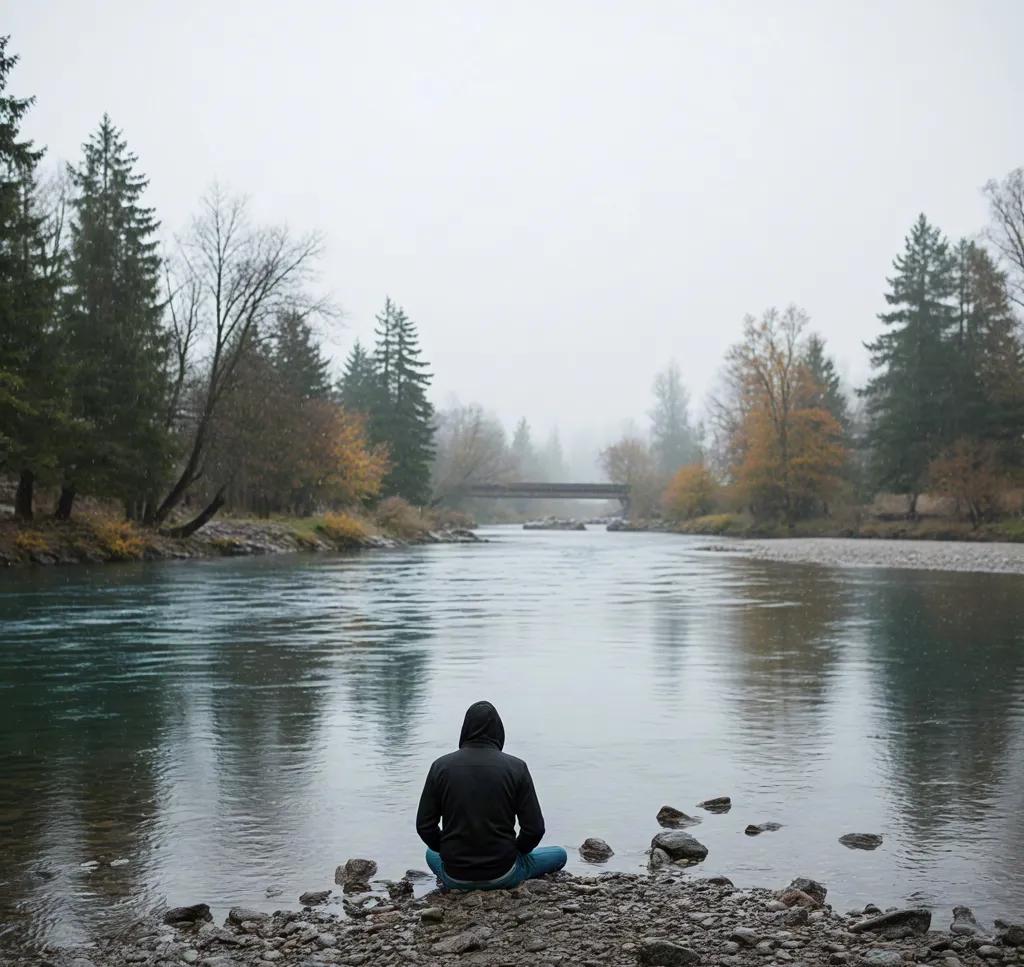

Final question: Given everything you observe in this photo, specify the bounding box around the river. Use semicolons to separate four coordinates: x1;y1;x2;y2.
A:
2;527;1023;951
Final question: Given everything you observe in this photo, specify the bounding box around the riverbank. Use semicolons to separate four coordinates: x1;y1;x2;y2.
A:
703;536;1024;575
30;866;1024;967
0;510;480;568
612;514;1024;544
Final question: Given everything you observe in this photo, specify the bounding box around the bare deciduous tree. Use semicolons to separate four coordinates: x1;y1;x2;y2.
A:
152;185;326;535
431;403;514;503
984;169;1024;309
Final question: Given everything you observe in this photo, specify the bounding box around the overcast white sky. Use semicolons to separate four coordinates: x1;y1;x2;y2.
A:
8;1;1024;458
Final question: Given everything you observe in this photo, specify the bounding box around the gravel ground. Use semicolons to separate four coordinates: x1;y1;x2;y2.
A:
23;868;1023;967
708;538;1024;575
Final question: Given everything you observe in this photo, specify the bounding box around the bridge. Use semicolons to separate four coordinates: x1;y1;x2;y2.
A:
461;482;630;505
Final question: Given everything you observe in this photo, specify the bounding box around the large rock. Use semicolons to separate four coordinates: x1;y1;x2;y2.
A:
862;951;904;967
788;877;828;904
226;907;268;925
697;796;732;814
651;830;708;863
998;924;1024;947
162;904;212;926
850;909;932;940
431;925;493;955
336;858;377;892
648;847;671;870
299;889;331;905
657;805;700;828
580;837;615;862
638;938;701;965
951;906;978;936
780;888;822;909
840;833;883;850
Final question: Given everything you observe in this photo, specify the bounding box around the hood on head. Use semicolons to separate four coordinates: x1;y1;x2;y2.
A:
459;700;505;750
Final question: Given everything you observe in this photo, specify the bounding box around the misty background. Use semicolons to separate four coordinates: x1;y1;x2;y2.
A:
9;0;1024;476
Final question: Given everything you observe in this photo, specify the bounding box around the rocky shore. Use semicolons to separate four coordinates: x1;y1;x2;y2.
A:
29;863;1023;967
702;537;1024;576
0;518;482;568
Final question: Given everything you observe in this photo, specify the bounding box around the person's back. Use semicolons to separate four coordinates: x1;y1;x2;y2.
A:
416;701;567;889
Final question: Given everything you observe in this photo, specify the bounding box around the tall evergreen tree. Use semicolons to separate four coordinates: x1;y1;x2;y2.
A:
371;298;435;504
61;114;168;518
802;333;849;431
0;36;63;519
860;215;959;508
272;310;330;400
510;417;539;479
337;339;379;412
649;360;698;476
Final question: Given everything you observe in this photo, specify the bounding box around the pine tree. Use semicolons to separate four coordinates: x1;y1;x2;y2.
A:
0;37;63;519
510;417;539;479
649;360;698;477
371;298;435;504
61;114;168;518
273;310;330;400
337;339;379;413
802;333;849;431
861;215;959;508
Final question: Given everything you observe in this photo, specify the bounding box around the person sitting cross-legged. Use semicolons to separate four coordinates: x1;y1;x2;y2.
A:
416;700;567;890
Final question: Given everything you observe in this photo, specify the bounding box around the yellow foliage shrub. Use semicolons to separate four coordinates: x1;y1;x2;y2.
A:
14;530;50;555
318;511;371;546
90;519;146;561
374;497;430;540
663;463;718;521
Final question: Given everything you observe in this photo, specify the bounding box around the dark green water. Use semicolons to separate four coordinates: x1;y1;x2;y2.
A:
1;528;1023;952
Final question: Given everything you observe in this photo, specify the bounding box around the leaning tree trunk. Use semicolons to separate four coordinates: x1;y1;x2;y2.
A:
15;469;34;521
54;485;76;521
161;485;226;539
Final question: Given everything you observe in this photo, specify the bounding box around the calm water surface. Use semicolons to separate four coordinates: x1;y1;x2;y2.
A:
2;528;1024;951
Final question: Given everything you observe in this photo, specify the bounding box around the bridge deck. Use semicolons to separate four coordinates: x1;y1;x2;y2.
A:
463;482;629;500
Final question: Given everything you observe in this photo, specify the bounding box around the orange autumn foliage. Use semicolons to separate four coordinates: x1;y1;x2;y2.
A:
663;463;717;520
718;307;848;521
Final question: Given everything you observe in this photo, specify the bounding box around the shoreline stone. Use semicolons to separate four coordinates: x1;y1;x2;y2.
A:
18;871;1024;967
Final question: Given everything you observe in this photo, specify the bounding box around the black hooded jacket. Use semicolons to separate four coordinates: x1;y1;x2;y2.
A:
415;701;545;881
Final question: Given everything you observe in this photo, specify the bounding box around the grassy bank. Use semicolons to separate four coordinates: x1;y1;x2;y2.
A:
0;502;478;567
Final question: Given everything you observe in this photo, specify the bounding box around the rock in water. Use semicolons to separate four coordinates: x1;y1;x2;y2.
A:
744;822;782;835
998;924;1024;947
162;904;212;926
386;879;414;900
648;847;671;870
697;796;732;813
579;837;615;862
657;805;700;827
650;830;709;862
839;833;883;850
951;906;979;936
850;909;932;939
227;907;268;925
336;857;378;892
787;877;828;904
299;889;331;905
638;938;701;965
